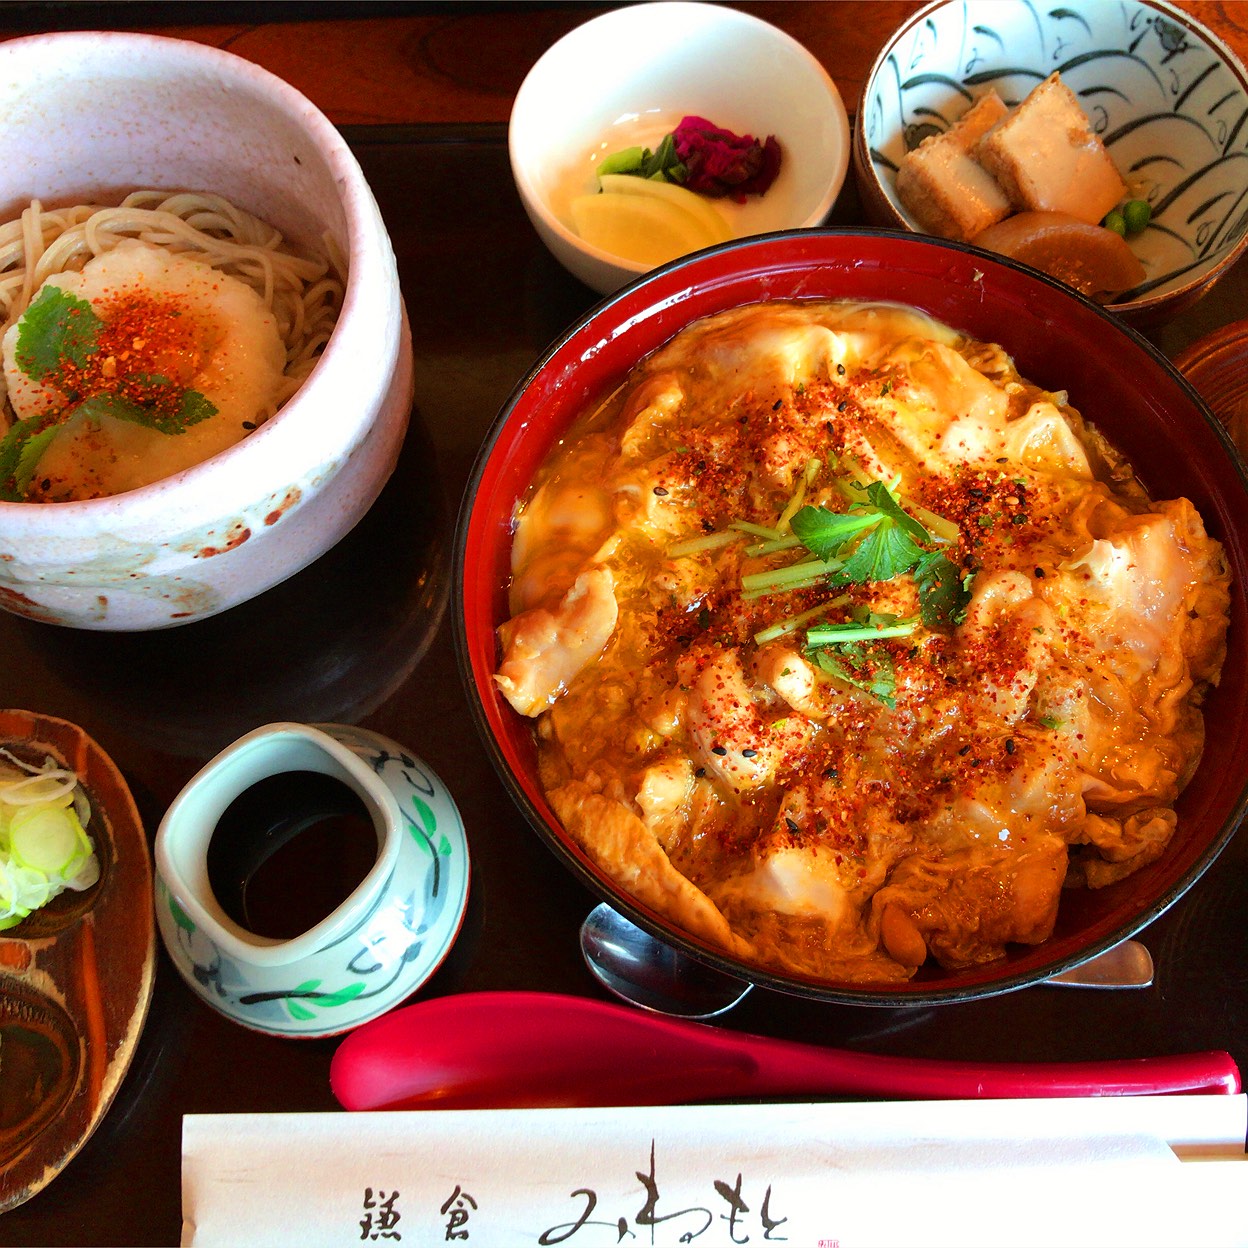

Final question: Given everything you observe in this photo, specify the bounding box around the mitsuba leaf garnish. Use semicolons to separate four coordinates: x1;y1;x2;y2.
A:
837;515;924;585
805;641;898;709
788;506;879;560
15;285;102;381
914;550;972;631
791;480;929;586
803;612;914;710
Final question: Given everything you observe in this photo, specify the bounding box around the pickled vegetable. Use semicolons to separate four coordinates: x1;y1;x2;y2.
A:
0;749;99;928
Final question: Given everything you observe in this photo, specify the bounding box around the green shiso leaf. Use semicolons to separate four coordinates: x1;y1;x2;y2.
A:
75;383;218;436
0;414;56;501
15;285;102;381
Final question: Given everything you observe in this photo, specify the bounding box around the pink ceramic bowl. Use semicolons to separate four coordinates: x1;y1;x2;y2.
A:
455;230;1248;1006
0;32;411;631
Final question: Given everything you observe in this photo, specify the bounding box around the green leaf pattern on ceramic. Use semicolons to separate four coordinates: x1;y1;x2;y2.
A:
166;884;195;935
283;979;368;1021
410;793;437;845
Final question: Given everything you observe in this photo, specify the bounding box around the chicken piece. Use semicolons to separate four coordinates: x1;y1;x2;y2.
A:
723;844;855;926
684;649;809;792
958;570;1052;724
753;646;819;717
495;567;618;716
635;758;695;851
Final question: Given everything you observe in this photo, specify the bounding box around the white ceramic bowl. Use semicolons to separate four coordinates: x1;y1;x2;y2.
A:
853;0;1248;328
0;32;412;631
510;1;850;295
154;722;470;1038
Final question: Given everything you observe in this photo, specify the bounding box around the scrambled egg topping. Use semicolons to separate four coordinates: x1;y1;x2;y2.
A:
495;301;1230;984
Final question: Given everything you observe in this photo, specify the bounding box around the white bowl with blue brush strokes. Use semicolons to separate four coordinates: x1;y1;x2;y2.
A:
852;0;1248;327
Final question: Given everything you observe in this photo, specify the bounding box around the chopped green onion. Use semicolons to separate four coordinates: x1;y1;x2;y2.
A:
667;530;742;558
806;618;918;646
898;496;959;544
776;457;822;534
729;520;784;540
0;751;99;929
753;595;851;646
9;805;88;875
745;534;805;557
742;555;842;594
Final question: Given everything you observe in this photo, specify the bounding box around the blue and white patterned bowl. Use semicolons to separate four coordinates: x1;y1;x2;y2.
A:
154;722;469;1038
852;0;1248;326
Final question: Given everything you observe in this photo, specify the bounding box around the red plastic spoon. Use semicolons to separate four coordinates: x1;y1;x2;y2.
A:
330;991;1242;1110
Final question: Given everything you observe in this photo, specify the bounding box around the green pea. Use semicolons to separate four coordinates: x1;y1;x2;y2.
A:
1123;199;1151;234
1103;210;1127;236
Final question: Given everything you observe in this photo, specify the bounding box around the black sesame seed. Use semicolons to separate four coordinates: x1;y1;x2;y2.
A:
837;400;848;412
837;363;846;375
785;816;801;835
695;767;706;778
741;748;757;758
772;399;783;411
241;420;256;430
1034;567;1046;578
712;745;728;756
653;486;669;496
958;744;971;756
1005;738;1016;754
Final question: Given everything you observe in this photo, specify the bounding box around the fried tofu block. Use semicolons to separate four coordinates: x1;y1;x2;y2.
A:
975;72;1127;225
895;90;1012;241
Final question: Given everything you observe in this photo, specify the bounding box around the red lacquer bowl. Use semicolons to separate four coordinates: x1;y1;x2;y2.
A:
454;230;1248;1006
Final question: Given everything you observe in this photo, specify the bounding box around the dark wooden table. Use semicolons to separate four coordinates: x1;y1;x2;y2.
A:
1;7;1247;1246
